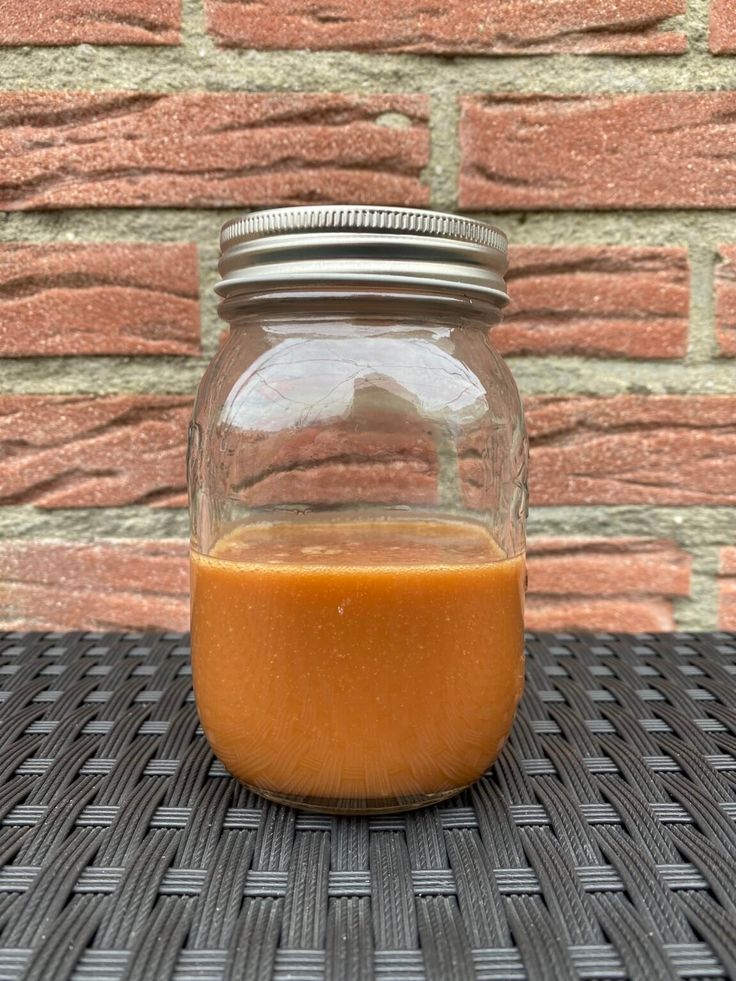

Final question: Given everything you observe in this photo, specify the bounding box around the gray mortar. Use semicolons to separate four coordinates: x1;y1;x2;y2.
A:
1;504;732;547
0;506;191;540
674;548;721;633
2;356;735;398
527;506;736;549
0;0;733;628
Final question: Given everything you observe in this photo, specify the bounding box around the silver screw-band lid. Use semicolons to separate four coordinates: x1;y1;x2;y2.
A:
216;205;509;308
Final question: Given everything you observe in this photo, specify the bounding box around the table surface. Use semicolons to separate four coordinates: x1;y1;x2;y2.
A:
0;631;734;981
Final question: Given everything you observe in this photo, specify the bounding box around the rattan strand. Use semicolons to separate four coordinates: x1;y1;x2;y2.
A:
0;631;734;980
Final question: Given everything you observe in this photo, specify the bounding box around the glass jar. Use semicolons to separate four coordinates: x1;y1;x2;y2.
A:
189;206;527;814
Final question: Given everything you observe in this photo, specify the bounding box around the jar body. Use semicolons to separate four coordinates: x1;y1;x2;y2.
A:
189;292;527;813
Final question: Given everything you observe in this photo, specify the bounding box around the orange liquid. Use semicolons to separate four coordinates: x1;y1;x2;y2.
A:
191;520;525;809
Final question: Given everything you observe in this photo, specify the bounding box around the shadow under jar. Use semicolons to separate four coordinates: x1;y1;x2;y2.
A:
189;206;528;814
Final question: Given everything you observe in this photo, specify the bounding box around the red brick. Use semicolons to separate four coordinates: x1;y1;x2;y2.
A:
526;537;690;632
526;596;676;632
10;394;731;510
719;547;736;630
211;419;439;507
205;0;686;54
0;540;188;632
0;243;200;357
528;537;690;596
0;535;692;633
0;396;190;508
715;246;736;357
710;0;736;53
460;93;736;210
239;422;437;476
525;396;736;506
0;1;180;46
500;246;688;359
0;92;429;210
721;548;736;575
240;462;438;507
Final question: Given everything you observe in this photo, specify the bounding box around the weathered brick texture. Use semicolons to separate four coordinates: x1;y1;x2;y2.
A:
0;540;189;632
710;0;736;53
214;420;439;508
460;94;736;210
526;537;690;631
0;4;733;632
6;395;734;510
0;243;200;357
719;548;736;630
0;1;181;46
501;247;688;359
0;396;190;508
715;246;736;357
0;92;429;210
205;0;686;55
526;396;736;506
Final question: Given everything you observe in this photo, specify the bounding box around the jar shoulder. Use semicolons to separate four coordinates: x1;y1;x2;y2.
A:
193;322;524;437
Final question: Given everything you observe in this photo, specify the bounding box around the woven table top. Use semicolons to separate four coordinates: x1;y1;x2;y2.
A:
0;631;735;981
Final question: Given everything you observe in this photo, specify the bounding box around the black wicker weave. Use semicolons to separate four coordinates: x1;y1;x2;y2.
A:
0;631;734;981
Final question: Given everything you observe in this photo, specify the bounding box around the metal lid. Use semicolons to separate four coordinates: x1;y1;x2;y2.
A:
216;205;509;309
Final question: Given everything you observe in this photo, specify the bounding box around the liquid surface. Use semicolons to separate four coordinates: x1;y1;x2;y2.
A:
191;520;525;805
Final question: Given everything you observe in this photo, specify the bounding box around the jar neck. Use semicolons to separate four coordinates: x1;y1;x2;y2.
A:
220;286;503;333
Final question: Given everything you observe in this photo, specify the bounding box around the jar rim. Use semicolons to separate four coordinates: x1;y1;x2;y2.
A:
216;205;509;309
220;205;507;254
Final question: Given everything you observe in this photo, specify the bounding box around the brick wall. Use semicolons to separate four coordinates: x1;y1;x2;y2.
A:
1;0;734;633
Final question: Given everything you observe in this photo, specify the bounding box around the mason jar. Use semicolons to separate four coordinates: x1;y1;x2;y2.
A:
189;206;527;814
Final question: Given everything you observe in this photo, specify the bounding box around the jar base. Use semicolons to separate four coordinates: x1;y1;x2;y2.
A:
241;782;469;815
